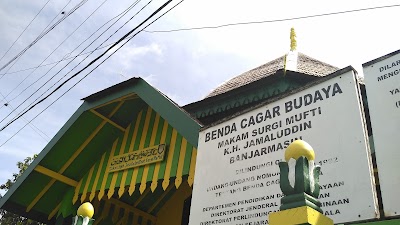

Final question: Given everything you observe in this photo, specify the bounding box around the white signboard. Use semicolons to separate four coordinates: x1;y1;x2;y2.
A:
189;70;377;225
363;51;400;217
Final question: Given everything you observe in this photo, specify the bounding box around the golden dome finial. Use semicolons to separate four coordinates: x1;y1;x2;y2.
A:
290;27;297;51
284;140;315;162
77;202;94;219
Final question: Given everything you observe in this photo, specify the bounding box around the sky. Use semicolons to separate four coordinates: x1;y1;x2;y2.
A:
0;0;399;193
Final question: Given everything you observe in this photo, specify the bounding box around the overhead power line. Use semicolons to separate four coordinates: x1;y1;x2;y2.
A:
0;0;111;110
144;4;400;33
0;0;74;77
0;0;89;73
0;0;147;122
0;0;176;133
0;0;142;112
2;3;398;77
38;0;74;37
6;104;49;142
0;36;121;77
0;0;185;147
0;92;49;142
0;0;52;64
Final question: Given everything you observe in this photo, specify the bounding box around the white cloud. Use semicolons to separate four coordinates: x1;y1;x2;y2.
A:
142;74;158;86
1;0;400;200
108;42;163;69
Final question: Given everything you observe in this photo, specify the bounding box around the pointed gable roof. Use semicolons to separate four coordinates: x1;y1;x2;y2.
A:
206;52;339;98
0;78;201;224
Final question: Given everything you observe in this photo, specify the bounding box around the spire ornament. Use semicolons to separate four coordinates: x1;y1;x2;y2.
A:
284;27;298;73
290;27;297;51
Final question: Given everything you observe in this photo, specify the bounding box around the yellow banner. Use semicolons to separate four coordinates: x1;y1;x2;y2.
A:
109;144;166;173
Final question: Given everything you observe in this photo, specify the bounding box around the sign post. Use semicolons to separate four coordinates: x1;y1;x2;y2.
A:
189;69;377;225
269;140;333;225
363;50;400;217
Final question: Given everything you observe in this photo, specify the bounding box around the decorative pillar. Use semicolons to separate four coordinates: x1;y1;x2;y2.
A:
72;202;95;225
269;140;333;225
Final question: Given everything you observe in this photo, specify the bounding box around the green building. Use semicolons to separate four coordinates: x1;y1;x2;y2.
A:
0;48;396;225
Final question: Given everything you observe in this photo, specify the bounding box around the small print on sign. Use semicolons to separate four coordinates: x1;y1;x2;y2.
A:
108;144;166;173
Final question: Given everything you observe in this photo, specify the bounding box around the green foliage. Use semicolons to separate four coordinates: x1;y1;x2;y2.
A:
0;154;45;225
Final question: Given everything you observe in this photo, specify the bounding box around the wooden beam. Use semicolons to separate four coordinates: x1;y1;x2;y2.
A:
27;101;125;212
107;197;157;223
134;188;150;207
92;93;137;110
90;109;126;132
34;165;78;187
48;203;61;220
148;184;174;213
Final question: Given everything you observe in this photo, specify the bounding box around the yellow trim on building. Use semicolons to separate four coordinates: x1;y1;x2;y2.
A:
29;101;124;211
48;203;61;220
151;120;168;192
34;165;78;187
81;165;95;202
92;93;137;110
117;124;132;198
133;106;152;194
162;129;177;190
269;206;333;225
118;127;131;194
98;139;118;201
90;153;106;201
175;138;187;188
108;137;125;199
188;147;197;187
73;180;83;204
156;182;192;225
90;109;126;132
128;111;143;195
27;180;56;212
140;113;160;194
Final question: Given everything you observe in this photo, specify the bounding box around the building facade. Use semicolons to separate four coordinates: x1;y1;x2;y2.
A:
0;49;397;225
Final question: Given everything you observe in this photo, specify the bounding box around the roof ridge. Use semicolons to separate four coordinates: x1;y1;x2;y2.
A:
205;52;339;98
298;52;339;69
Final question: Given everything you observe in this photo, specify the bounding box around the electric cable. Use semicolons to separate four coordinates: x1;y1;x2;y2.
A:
0;92;49;141
38;0;74;37
8;105;49;142
0;0;141;114
0;0;147;121
1;0;141;105
0;0;89;73
0;1;395;144
0;0;111;108
0;34;126;77
144;4;400;33
0;0;73;104
0;0;167;130
3;3;400;77
0;0;52;64
0;0;181;146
